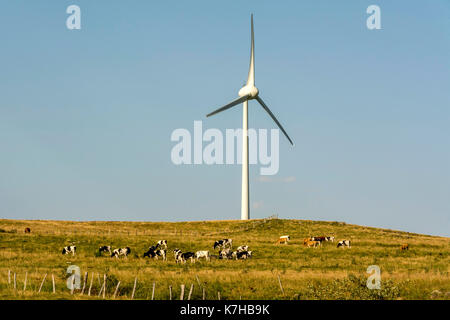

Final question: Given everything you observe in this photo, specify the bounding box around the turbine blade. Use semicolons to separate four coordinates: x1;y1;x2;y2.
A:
246;14;255;86
255;96;294;146
206;95;250;117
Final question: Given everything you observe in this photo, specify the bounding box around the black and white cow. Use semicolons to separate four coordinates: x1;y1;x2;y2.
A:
236;245;249;253
236;250;252;260
62;245;76;256
155;240;168;249
155;249;167;261
173;249;195;263
111;247;131;258
213;239;233;250
337;240;351;248
99;245;111;255
173;248;181;260
325;236;335;242
144;246;166;260
195;250;210;261
144;246;157;258
219;248;232;259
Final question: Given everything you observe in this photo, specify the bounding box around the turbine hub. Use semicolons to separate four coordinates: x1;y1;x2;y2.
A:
238;85;259;99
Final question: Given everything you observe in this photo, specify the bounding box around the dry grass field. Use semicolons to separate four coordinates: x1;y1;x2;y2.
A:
0;218;449;300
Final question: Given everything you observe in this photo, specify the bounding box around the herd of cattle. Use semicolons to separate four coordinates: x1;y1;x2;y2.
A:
275;235;351;248
60;235;409;261
61;238;253;263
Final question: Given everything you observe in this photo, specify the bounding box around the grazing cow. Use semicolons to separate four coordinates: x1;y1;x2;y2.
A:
24;228;31;234
195;250;210;261
276;235;290;245
111;247;131;258
303;238;312;245
219;248;232;259
337;240;351;248
99;245;111;255
304;240;321;248
311;236;327;242
144;247;157;258
237;245;249;253
213;239;233;250
325;236;335;242
144;246;157;258
144;245;166;260
155;249;167;260
62;245;76;256
401;243;409;250
156;240;168;249
173;248;182;260
173;249;195;263
236;251;252;260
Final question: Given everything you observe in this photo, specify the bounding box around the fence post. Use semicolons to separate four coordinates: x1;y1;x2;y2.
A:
202;286;205;300
169;285;172;300
81;272;87;295
187;284;193;300
52;274;55;293
218;291;221;300
88;273;93;296
13;273;16;291
8;270;11;285
151;282;155;300
38;273;47;293
113;281;120;299
102;274;106;299
98;280;103;297
180;284;185;300
277;274;285;296
23;271;28;292
131;277;137;300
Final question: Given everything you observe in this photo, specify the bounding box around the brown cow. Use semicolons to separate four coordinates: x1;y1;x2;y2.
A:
304;240;321;248
275;235;290;245
24;228;31;234
401;243;409;250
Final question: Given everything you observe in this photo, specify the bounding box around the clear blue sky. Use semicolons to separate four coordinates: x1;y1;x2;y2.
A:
1;1;449;236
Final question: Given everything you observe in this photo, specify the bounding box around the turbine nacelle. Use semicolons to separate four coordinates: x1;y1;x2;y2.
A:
238;85;259;99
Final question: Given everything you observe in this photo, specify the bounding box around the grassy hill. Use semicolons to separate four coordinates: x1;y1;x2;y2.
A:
0;218;448;300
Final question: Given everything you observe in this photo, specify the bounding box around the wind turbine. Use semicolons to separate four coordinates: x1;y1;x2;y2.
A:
206;14;294;220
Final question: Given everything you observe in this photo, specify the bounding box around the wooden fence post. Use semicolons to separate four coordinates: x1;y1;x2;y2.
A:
13;273;16;290
169;285;172;300
151;282;155;300
23;271;28;292
277;274;285;296
81;272;87;295
98;285;102;297
38;273;47;293
202;286;205;300
217;291;221;300
88;273;93;296
8;270;11;285
52;274;55;293
102;274;106;299
113;281;120;299
131;277;137;300
180;284;185;300
187;284;193;300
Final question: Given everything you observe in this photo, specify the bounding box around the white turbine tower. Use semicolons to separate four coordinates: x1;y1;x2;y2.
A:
206;14;294;220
